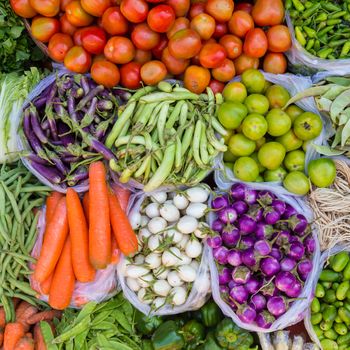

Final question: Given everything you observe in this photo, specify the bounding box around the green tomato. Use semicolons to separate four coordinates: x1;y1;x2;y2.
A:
223;82;247;103
308;158;336;187
293;112;323;140
244;94;270;115
283;171;310;195
241;113;268;140
251;152;266;173
265;84;291;109
286;104;304;123
228;134;256;156
264;166;288;182
233;156;259;182
284;150;305;172
276;129;303;151
223;149;238;162
258;142;286;170
266;109;292;137
241;68;266;93
218;102;248;130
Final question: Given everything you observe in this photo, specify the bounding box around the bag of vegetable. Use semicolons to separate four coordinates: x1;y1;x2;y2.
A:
215;71;325;195
118;186;212;315
304;246;350;350
207;181;321;332
30;207;119;308
17;69;128;192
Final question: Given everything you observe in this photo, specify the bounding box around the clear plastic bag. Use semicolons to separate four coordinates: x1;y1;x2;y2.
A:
30;207;119;309
117;190;211;316
214;71;325;194
208;181;321;333
304;245;346;347
285;13;350;76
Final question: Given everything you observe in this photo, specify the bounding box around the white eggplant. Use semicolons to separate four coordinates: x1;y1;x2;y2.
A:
151;191;167;204
162;247;182;267
177;216;198;234
145;202;160;218
129;211;142;229
148;235;162;253
138;273;154;288
138;228;152;243
164;229;183;244
178;265;197;282
148;217;167;234
185;239;202;258
186;203;207;219
177;235;190;250
125;265;149;278
171;286;187;306
138;288;152;304
154;267;169;280
153;297;166;309
167;271;184;287
134;254;145;264
159;203;180;222
153;279;171;297
173;193;189;210
126;277;141;292
185;186;209;203
145;252;162;269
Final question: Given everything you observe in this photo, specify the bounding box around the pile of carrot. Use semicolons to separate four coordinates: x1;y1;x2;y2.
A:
0;298;61;350
31;161;137;310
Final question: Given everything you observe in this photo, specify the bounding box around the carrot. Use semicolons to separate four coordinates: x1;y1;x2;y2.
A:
108;190;138;256
24;334;32;339
45;192;63;223
111;236;120;265
33;197;69;283
66;188;95;283
15;302;31;322
88;162;111;269
40;274;53;295
27;310;61;325
111;183;131;212
82;191;90;224
33;324;46;350
0;327;4;347
48;238;75;310
14;336;34;350
16;304;38;331
4;322;25;350
0;307;6;328
12;299;21;310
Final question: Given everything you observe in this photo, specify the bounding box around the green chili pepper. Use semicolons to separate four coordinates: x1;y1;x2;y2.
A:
285;0;293;10
330;10;347;19
319;26;334;37
303;3;321;17
320;270;340;282
316;283;326;298
335;323;348;336
304;26;317;38
321;2;342;12
327;19;342;25
332;252;350;272
314;40;321;51
289;9;299;18
340;42;350;57
304;1;313;8
292;0;305;11
295;26;307;46
316;13;328;22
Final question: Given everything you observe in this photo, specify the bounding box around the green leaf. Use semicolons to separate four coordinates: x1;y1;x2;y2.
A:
312;144;345;156
330;89;350;121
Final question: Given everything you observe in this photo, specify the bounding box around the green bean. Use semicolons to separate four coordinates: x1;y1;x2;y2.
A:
206;128;228;152
1;255;13;285
165;100;184;129
20;186;51;193
193;120;204;167
25;212;39;252
115;135;146;147
199;121;209;165
173;86;190;93
150;157;157;174
158;81;172;93
7;277;36;296
0;167;24;181
179;102;189;126
182;161;195;183
129;86;156;102
140;91;199;103
1;294;14;323
133;102;158;132
21;198;43;224
146;102;164;132
174;134;182;172
1;182;21;223
118;119;131;139
134;155;151;178
157;103;170;146
181;124;195;157
0;185;5;217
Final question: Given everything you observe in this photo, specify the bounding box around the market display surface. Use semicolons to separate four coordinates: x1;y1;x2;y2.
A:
3;0;350;348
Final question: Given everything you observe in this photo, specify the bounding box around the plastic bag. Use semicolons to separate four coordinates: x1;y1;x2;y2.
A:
30;207;119;309
285;13;350;76
117;190;211;316
208;181;321;333
214;71;325;193
304;245;346;347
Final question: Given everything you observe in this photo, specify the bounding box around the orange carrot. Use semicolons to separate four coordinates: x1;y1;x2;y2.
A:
27;310;61;325
111;184;130;212
25;333;32;339
88;162;111;269
16;304;38;331
66;188;95;283
15;302;31;322
14;336;34;350
111;236;120;264
48;237;75;310
40;274;53;295
0;327;4;347
108;190;138;256
45;192;63;223
12;299;21;310
82;191;90;224
33;197;69;283
0;307;6;328
33;324;46;350
4;323;25;350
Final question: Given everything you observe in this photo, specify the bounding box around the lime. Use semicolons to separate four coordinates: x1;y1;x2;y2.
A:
223;129;234;144
286;104;304;123
223;82;247;103
228;134;256;156
244;94;270;115
264;166;287;182
284;150;305;172
218;102;248;130
266;109;292;137
234;156;259;182
241;69;266;94
251;152;265;173
276;130;303;152
223;149;238;162
293;112;323;140
258;142;286;170
241;113;268;140
308;158;336;187
265;84;290;109
283;171;310;195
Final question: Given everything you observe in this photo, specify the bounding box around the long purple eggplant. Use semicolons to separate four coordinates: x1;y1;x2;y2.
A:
30;107;48;144
57;121;75;146
67;95;79;123
26;153;48;165
67;167;88;186
29;160;63;184
76;85;104;110
81;76;90;95
97;99;114;111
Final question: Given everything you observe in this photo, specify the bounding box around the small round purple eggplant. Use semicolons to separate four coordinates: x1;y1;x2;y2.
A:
230;183;246;200
271;199;286;215
257;190;276;205
232;266;251;284
297;259;313;280
219;267;232;285
270;247;282;261
288;242;305;261
212;194;230;209
245;277;261;294
261;282;278;297
285;279;303;298
228;280;240;289
222;226;240;247
218;207;238;224
229;285;248;304
244;189;258;205
239;236;255;249
264;207;281;225
232;200;249;215
304;236;316;254
260;257;280;276
282;204;297;219
207;234;222;249
288;214;308;235
237;304;256;324
254;240;271;256
275;271;297;292
256;311;275;329
212;219;224;232
227;249;242;267
238;215;257;235
250;294;266;311
241;248;257;267
220;285;229;295
274;230;291;247
213;246;229;265
248;205;263;222
256;223;274;240
280;257;297;272
267;296;288;317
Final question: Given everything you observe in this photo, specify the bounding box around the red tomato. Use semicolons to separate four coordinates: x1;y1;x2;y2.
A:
92;54;106;63
190;14;215;40
219;34;242;60
60;0;73;11
104;36;135;64
209;79;225;94
48;33;74;62
120;62;142;89
152;35;168;59
147;5;175;33
263;52;287;74
146;0;165;2
81;26;107;55
212;58;235;82
252;0;284;27
101;7;128;35
228;11;254;38
189;2;205;18
141;60;167;85
64;46;91;73
266;25;292;53
29;0;59;16
10;0;37;18
134;49;152;64
243;28;268;58
91;60;120;88
166;0;190;17
65;1;94;27
206;0;234;23
81;0;110;16
120;0;148;23
73;27;86;45
131;23;160;50
234;2;252;13
167;17;190;39
213;22;228;39
168;28;201;59
162;47;189;75
234;53;259;75
199;42;227;68
31;16;60;42
184;65;210;93
60;14;77;36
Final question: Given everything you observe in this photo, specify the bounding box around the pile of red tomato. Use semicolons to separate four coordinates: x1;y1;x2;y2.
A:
10;0;291;92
